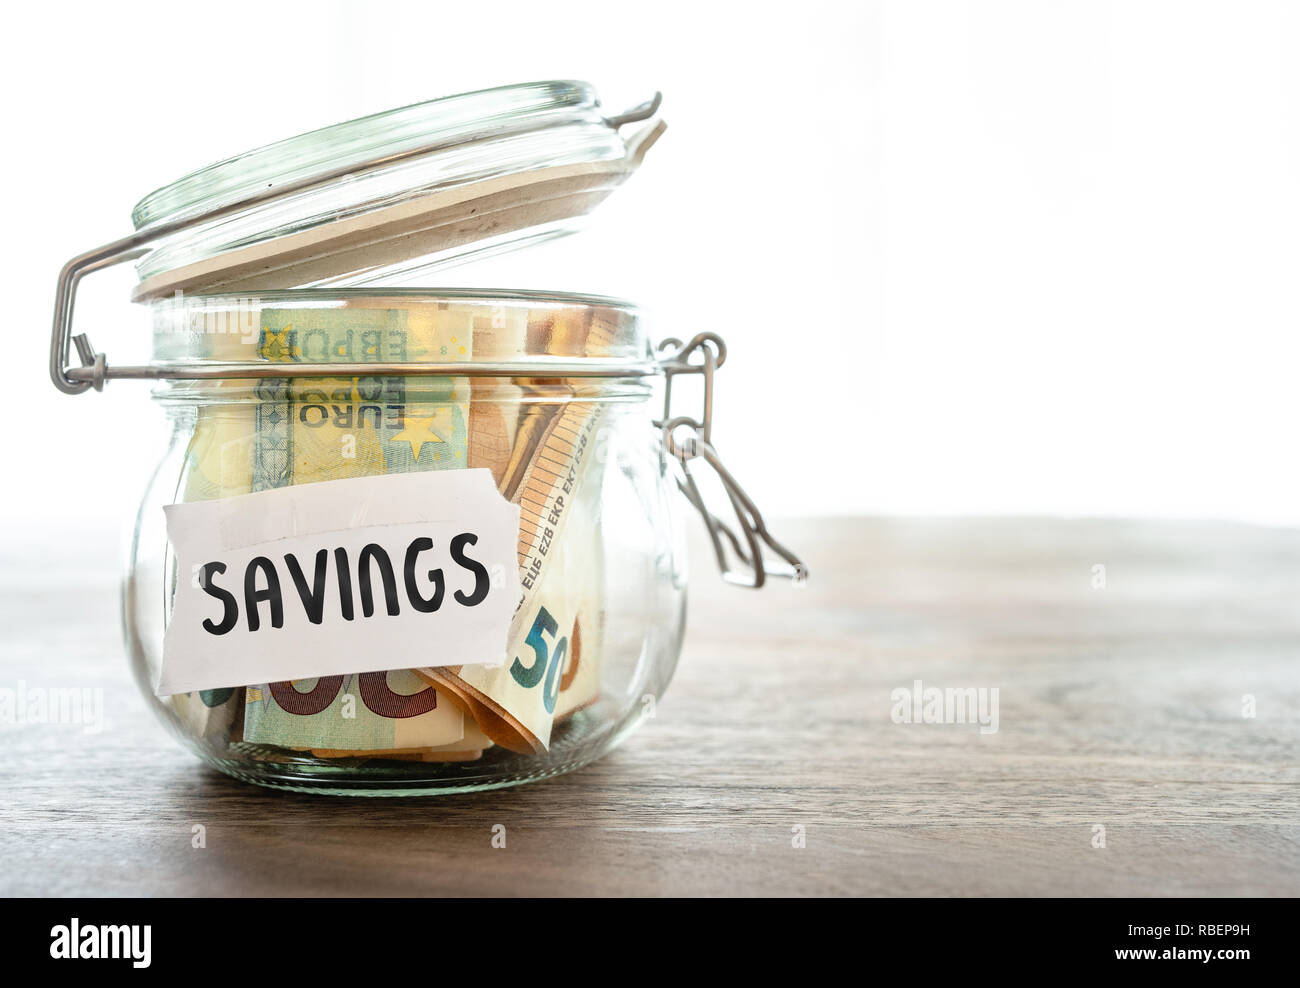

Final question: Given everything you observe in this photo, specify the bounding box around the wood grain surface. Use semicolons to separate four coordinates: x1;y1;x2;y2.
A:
1;517;1297;896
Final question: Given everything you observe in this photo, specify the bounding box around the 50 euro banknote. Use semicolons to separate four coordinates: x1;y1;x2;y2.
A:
418;399;607;754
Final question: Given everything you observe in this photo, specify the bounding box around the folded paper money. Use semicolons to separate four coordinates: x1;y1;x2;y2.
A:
165;298;626;761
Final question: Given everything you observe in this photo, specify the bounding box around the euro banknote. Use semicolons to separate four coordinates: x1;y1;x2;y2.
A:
419;399;607;752
243;670;465;751
166;298;616;759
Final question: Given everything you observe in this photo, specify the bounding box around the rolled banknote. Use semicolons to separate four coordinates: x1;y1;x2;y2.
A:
554;502;605;724
466;303;527;487
419;400;606;753
424;489;606;751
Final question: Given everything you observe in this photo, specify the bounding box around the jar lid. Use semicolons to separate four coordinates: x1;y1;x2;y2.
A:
128;81;664;300
51;81;663;396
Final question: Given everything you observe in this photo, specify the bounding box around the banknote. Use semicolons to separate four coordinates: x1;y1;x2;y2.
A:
423;497;604;752
169;687;243;741
466;302;528;487
173;305;481;755
168;298;612;759
553;504;604;723
249;306;473;490
311;716;493;761
243;670;465;751
419;401;607;752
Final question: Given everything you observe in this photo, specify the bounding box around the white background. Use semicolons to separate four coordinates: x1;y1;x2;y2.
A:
6;0;1300;537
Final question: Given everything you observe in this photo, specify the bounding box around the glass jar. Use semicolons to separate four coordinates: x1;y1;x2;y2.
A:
124;288;693;793
50;82;804;795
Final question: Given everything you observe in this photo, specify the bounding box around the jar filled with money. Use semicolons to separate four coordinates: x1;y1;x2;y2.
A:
50;82;804;794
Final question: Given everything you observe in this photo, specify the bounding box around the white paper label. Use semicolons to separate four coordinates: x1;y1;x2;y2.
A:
158;469;521;696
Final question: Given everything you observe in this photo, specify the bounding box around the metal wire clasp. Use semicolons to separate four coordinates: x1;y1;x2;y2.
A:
655;334;807;589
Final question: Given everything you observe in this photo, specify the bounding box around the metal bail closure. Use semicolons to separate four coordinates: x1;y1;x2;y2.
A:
656;334;808;589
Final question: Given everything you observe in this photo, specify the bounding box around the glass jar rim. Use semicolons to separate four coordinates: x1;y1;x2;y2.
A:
159;285;641;309
147;286;655;387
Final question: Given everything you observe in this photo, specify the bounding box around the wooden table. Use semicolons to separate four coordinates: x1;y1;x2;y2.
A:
2;517;1296;896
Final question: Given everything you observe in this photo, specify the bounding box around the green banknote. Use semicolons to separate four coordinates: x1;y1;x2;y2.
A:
242;671;464;751
175;304;481;754
249;306;471;490
170;687;241;741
